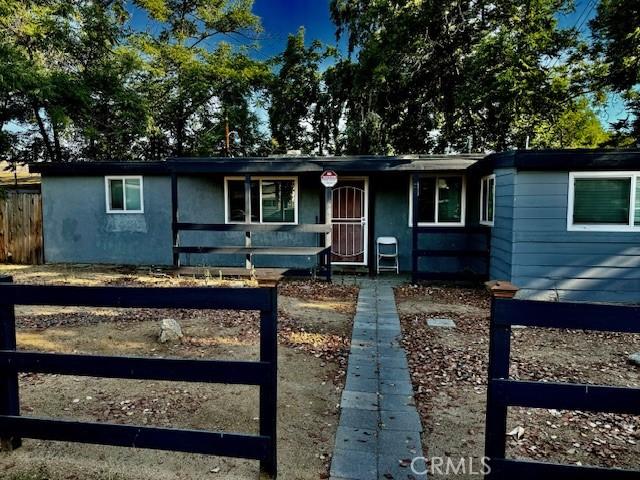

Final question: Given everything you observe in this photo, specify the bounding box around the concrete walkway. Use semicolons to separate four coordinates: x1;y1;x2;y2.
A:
330;279;426;480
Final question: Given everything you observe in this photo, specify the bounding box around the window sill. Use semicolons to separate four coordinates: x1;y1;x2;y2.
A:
479;220;494;227
225;221;298;226
408;223;466;228
106;210;144;214
567;224;640;232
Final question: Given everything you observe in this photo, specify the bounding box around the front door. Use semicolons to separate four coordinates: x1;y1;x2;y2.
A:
331;178;368;265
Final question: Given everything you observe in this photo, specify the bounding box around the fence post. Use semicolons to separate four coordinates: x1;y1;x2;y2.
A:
259;284;278;478
411;174;419;284
0;275;21;451
484;281;518;477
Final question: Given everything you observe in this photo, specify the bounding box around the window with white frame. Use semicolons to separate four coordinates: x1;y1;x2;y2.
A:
409;175;465;226
225;177;298;224
480;174;495;226
568;172;640;231
105;176;143;213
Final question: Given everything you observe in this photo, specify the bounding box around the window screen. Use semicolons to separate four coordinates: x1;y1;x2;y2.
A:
573;178;630;225
227;180;260;222
438;177;462;223
109;180;124;210
417;177;436;223
261;180;295;223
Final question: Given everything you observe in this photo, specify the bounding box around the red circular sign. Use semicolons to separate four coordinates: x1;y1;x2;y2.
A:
321;170;338;187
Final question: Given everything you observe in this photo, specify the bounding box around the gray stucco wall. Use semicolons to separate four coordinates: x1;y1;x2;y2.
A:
41;171;488;276
493;170;640;303
42;176;173;265
177;174;321;269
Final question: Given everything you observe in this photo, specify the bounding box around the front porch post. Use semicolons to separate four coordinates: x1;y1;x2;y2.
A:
324;185;332;281
244;175;253;271
411;173;420;284
171;172;179;267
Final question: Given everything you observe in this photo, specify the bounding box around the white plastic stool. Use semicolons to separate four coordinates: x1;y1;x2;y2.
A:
377;236;399;274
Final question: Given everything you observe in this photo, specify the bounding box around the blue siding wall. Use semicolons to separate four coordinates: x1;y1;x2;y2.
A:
510;171;640;303
490;168;516;280
42;176;173;265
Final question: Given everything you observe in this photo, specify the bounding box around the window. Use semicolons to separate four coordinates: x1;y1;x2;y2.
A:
409;175;465;226
480;174;495;226
225;177;298;224
568;172;640;231
105;176;143;213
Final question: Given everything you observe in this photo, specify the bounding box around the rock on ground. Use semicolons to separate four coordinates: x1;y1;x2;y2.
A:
159;318;183;343
629;352;640;366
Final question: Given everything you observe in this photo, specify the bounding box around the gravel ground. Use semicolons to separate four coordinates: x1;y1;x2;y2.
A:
395;283;640;477
0;265;358;480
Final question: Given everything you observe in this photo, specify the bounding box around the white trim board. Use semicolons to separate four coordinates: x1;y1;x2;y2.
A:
408;174;466;227
105;176;144;214
223;176;299;225
567;171;640;232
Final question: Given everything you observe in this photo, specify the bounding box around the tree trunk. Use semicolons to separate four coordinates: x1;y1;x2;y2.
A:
31;102;56;162
52;121;63;162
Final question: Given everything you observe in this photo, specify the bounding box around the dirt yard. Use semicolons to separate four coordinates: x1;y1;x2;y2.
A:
395;283;640;479
0;264;358;480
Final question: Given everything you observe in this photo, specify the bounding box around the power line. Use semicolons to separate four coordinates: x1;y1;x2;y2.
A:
548;0;597;70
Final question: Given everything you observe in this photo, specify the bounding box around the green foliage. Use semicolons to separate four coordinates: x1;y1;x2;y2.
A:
590;0;640;142
268;27;330;154
0;0;629;160
0;0;267;161
328;0;609;153
532;97;610;148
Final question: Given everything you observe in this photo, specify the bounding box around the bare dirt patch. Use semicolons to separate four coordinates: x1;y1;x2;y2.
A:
0;265;357;480
396;283;640;478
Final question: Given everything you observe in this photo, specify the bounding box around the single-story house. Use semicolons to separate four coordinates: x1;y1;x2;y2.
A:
29;149;640;303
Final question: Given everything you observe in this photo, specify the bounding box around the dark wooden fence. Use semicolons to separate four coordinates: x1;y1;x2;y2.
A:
0;276;279;478
485;298;640;480
410;175;490;283
171;174;333;281
0;189;43;264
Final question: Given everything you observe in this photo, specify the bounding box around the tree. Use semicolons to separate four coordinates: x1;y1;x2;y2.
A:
590;0;640;143
0;0;269;162
0;0;148;162
268;28;329;154
132;0;268;158
531;97;610;148
329;0;588;153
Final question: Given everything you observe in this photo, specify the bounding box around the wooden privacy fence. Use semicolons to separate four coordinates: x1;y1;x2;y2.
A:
485;297;640;480
0;190;43;264
0;276;279;478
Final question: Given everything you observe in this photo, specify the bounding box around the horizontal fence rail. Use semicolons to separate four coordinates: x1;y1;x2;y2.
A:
175;222;332;233
0;276;279;478
484;297;640;480
171;174;333;281
410;174;491;283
